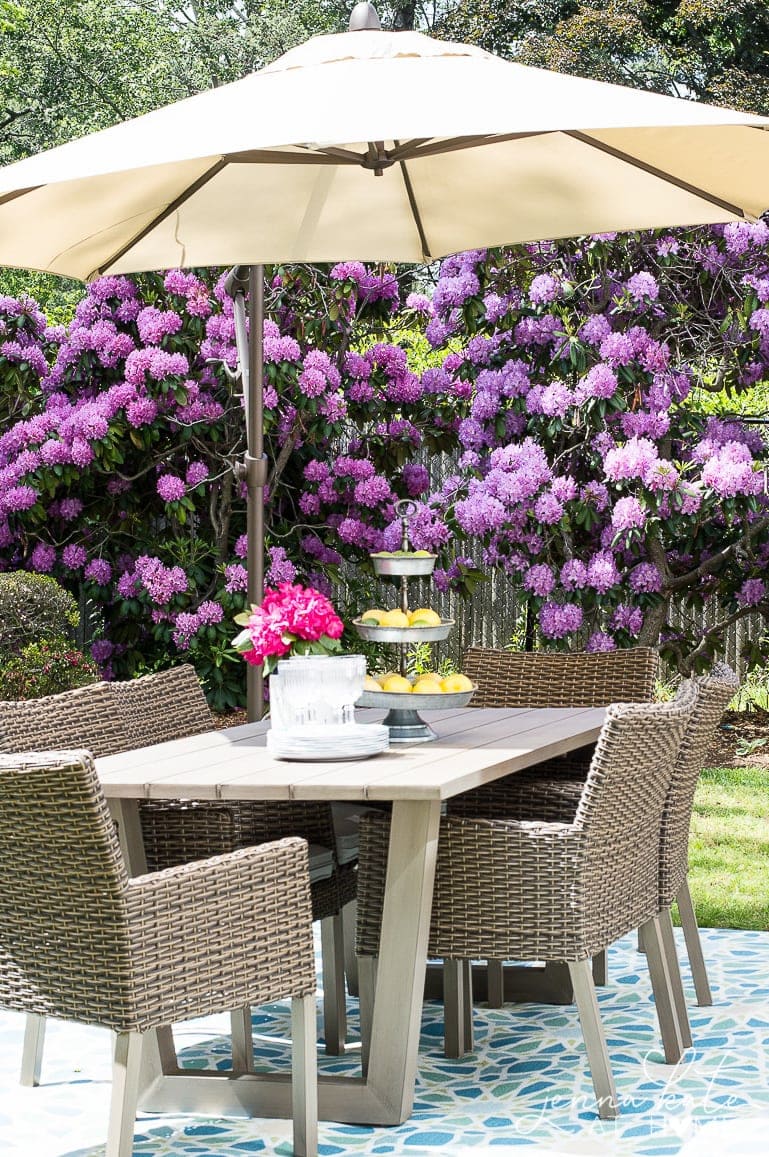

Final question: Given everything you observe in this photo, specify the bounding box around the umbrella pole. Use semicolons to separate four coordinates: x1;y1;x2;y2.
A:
246;264;266;722
226;263;268;721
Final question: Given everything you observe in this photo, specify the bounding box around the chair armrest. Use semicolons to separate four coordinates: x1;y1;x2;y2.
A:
429;815;589;961
124;837;316;1030
448;777;584;822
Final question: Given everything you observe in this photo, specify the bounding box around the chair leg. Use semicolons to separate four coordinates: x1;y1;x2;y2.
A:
676;879;713;1006
342;900;359;999
20;1013;46;1087
444;959;472;1058
568;959;618;1120
592;950;608;987
320;914;347;1055
658;906;693;1049
640;915;684;1065
358;955;377;1078
291;993;318;1157
156;1025;180;1074
230;1006;255;1072
487;960;504;1007
462;959;474;1052
106;1031;143;1157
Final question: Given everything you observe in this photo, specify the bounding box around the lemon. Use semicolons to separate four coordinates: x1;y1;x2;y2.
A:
413;550;433;557
361;608;387;624
412;677;443;694
408;608;442;627
381;674;413;693
379;608;411;628
441;673;474;693
364;674;383;691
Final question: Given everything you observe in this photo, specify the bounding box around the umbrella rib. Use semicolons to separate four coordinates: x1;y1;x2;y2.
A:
390;139;434;162
227;147;360;165
394;132;546;161
397;152;431;261
89;157;229;278
565;130;746;218
0;185;40;207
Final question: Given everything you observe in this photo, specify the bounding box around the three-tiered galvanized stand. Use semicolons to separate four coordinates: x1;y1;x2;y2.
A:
353;500;475;742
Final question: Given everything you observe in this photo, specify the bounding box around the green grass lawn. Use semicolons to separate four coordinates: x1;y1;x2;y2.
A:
684;765;769;931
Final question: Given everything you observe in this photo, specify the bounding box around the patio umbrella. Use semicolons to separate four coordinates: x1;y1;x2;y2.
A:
1;0;769;716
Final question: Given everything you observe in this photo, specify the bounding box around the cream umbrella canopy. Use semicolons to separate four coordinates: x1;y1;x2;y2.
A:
1;8;769;275
2;1;769;716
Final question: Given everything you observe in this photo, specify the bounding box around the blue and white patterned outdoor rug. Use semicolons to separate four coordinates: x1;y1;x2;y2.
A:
1;928;767;1157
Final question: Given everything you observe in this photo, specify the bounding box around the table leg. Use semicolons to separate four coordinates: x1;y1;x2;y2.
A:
364;799;441;1123
108;799;168;1090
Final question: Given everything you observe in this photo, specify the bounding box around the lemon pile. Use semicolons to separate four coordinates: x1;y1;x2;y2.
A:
371;550;434;557
360;607;442;628
363;671;474;695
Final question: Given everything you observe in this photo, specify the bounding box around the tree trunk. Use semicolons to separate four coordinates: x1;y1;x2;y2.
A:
638;597;669;651
393;3;418;31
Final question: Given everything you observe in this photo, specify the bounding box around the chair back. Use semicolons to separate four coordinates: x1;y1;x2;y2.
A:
571;683;698;948
0;750;132;1023
659;666;738;905
463;646;659;709
0;682;129;757
110;665;212;748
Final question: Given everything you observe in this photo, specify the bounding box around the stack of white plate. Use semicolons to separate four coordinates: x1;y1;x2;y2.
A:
266;722;390;762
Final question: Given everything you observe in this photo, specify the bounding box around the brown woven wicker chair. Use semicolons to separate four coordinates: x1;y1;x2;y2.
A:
1;667;352;1079
464;645;659;709
454;646;659;995
0;750;317;1157
462;644;658;782
356;688;697;1120
0;680;128;755
455;669;739;1036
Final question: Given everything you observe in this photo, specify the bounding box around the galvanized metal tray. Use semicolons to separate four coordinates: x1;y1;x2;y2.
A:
370;553;437;577
356;685;476;710
353;618;454;643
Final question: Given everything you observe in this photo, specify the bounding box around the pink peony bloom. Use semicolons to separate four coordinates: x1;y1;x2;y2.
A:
234;583;344;669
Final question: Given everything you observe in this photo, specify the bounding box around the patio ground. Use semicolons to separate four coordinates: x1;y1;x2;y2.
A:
1;928;767;1157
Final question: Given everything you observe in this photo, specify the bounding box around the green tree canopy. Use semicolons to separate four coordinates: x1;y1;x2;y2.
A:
435;1;769;114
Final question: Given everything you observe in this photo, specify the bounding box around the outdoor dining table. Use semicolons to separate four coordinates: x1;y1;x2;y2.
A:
95;704;605;1128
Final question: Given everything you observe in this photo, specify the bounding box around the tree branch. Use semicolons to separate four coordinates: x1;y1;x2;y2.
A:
667;515;769;593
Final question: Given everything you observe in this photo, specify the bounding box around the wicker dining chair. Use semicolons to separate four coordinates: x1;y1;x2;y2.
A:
462;645;658;784
451;667;739;1034
1;667;352;1081
456;646;659;996
463;646;660;712
356;688;698;1120
0;750;317;1157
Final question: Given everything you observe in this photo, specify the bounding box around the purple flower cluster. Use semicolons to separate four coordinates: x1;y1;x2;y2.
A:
539;601;583;638
267;545;297;585
611;496;646;532
132;555;188;605
157;474;186;502
625;272;659;302
299;349;341;398
172;600;224;650
737;578;766;607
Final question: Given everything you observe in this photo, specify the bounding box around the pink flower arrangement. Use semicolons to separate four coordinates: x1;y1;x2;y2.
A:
232;582;345;674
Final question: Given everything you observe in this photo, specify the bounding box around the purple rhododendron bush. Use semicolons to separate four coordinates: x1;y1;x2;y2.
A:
2;225;769;708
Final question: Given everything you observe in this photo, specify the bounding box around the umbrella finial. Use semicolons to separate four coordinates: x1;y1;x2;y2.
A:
349;3;381;31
